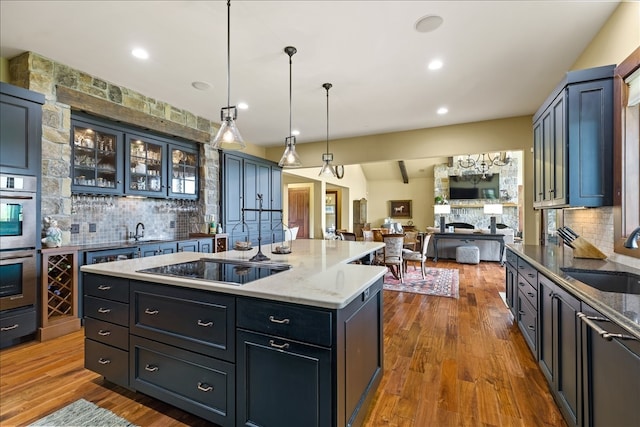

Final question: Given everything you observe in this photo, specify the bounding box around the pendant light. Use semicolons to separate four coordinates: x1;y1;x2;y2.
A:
212;0;245;150
278;46;302;168
319;83;336;177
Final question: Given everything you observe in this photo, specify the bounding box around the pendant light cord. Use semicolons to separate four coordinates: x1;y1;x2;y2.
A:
226;0;231;112
289;52;293;139
323;83;333;155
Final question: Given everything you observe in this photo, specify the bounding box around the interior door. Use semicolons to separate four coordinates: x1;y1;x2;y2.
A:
288;187;309;238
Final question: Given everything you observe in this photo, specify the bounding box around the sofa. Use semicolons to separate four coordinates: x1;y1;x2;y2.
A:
425;226;514;262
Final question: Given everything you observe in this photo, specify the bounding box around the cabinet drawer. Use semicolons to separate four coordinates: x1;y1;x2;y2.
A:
517;277;537;309
84;296;129;326
237;298;332;347
84;274;129;303
517;258;538;287
0;308;36;342
85;338;128;387
130;281;235;361
517;296;537;354
131;335;234;427
506;250;518;267
85;317;128;350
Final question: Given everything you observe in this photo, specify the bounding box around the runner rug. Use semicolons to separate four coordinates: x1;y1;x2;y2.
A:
383;267;459;298
28;399;137;427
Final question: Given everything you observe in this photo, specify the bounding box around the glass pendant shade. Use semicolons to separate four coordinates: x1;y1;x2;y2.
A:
318;153;335;177
212;114;245;150
278;136;302;167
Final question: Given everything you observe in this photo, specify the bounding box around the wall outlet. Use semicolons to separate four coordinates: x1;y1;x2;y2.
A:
170;221;176;229
89;223;97;232
70;223;80;234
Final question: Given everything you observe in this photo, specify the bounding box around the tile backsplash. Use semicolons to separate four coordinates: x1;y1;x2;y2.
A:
68;195;203;246
564;207;640;269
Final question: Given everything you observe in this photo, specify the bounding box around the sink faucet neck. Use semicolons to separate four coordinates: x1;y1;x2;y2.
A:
624;226;640;249
131;222;145;242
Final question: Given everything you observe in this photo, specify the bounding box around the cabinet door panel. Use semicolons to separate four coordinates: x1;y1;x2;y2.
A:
236;329;331;427
223;154;243;226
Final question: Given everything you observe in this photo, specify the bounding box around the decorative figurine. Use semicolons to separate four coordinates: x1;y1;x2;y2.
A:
42;217;62;248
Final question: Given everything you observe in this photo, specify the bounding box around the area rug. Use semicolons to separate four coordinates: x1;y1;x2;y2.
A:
28;399;137;427
383;267;459;298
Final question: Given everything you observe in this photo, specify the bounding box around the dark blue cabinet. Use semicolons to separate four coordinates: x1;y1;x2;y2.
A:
533;65;614;208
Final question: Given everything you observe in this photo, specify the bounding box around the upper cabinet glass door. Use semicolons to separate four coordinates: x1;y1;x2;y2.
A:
71;120;123;194
169;145;198;199
126;134;166;197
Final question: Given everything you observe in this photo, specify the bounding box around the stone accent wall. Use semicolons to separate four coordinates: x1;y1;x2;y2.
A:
433;157;520;231
8;52;220;246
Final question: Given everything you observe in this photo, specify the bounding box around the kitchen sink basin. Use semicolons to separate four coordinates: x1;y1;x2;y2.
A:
561;268;640;295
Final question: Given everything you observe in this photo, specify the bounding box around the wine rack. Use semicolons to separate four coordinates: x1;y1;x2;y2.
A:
39;247;81;341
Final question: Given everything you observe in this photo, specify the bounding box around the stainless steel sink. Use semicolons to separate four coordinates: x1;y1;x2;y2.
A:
561;268;640;295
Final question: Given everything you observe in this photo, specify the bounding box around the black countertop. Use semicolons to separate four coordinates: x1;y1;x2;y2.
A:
508;244;640;340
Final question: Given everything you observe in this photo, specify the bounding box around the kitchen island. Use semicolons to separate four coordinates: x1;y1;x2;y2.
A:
80;239;387;427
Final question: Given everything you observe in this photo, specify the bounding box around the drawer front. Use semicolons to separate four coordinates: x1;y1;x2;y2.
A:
0;308;36;342
131;335;234;427
237;298;332;347
506;250;518;267
517;296;537;354
85;317;128;350
130;281;235;361
517;258;538;287
84;296;129;327
517;277;537;309
84;274;129;303
85;338;128;387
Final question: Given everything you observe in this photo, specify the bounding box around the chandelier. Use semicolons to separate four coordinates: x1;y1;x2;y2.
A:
458;152;511;178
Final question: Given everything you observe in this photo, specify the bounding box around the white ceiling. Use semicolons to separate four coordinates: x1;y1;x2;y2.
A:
0;1;620;153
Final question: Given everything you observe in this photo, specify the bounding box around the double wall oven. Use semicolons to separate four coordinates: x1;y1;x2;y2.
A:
0;174;38;314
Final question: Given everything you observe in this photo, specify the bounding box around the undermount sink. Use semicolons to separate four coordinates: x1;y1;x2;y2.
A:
561;268;640;295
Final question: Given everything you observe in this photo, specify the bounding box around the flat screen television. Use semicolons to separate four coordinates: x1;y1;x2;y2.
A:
449;173;500;200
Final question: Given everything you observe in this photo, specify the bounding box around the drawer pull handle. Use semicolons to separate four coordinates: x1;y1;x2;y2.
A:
97;285;111;291
268;315;290;325
98;330;111;336
528;325;535;331
97;308;111;314
527;292;535;298
518;282;525;287
269;340;290;350
145;364;159;372
527;273;535;278
577;312;639;342
197;382;213;392
144;309;159;315
1;324;19;331
197;320;213;327
518;310;525;316
98;358;111;365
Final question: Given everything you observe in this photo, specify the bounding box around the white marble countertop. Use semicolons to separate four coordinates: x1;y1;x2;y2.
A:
80;239;387;309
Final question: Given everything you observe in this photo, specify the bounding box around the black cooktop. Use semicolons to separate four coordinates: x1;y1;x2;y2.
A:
137;258;290;285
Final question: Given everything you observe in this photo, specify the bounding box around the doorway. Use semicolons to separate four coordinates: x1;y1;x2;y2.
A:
325;190;339;233
288;187;310;239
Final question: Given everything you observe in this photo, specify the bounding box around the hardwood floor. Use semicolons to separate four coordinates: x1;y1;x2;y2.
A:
0;260;566;427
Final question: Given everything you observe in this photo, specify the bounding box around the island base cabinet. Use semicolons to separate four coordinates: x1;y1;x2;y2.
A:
580;304;640;427
85;338;128;388
236;330;331;427
130;335;235;427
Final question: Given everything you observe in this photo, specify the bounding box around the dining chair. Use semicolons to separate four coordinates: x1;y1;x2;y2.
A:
403;234;431;279
403;231;418;251
375;233;404;283
339;231;357;241
362;230;374;241
372;229;384;242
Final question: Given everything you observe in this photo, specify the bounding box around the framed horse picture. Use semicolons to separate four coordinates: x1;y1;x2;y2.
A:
390;200;411;218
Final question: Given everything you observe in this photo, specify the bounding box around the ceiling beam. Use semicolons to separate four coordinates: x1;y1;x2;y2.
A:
398;160;409;184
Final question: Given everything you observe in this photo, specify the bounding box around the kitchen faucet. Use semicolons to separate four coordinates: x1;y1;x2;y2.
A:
130;222;145;241
624;226;640;249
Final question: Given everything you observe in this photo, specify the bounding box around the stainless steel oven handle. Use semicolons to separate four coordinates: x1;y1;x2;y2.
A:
0;251;36;262
0;195;34;200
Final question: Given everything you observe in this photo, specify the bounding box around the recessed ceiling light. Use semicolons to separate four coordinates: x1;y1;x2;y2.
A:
415;15;444;33
131;48;149;60
292;130;300;136
428;59;443;70
192;81;212;90
237;102;248;110
437;107;448;115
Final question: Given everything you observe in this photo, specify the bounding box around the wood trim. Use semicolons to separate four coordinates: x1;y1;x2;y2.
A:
55;86;212;144
613;46;640;259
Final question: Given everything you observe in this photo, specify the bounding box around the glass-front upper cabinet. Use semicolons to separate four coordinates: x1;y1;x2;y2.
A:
169;144;198;199
125;132;166;197
71;119;124;194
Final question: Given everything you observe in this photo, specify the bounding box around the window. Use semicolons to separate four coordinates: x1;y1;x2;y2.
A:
614;47;640;258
